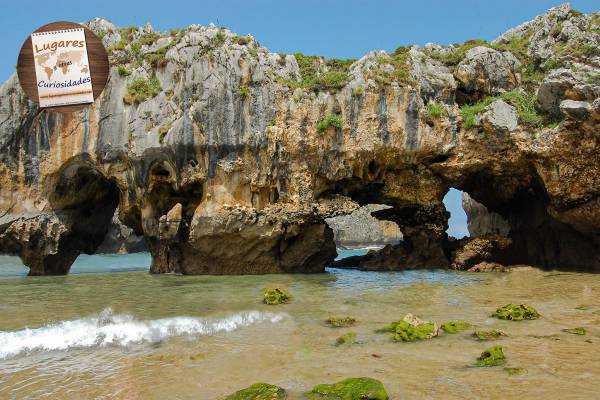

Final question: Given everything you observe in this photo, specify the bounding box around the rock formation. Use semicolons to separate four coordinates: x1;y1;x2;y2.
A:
1;4;599;275
326;204;402;248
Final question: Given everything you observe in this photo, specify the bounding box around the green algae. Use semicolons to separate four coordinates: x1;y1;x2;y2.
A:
306;377;389;400
441;322;472;333
224;383;286;400
563;327;586;335
473;330;506;340
504;367;527;376
263;288;291;305
335;332;357;346
326;316;356;328
377;314;438;342
475;345;506;367
492;304;540;320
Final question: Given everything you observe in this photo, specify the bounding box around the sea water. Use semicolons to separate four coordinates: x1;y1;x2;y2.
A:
0;251;599;399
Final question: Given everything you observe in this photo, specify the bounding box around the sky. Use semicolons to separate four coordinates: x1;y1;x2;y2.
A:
0;0;597;237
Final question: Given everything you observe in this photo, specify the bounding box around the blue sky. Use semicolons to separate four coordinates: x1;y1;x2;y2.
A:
1;1;597;237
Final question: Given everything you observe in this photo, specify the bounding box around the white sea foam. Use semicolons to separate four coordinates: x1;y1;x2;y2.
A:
0;308;285;360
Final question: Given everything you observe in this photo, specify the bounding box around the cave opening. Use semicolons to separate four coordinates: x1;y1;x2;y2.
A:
442;188;469;240
20;157;124;275
325;204;403;261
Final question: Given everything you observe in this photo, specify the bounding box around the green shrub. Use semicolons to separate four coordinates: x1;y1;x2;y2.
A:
460;97;494;129
239;85;250;99
215;29;226;47
138;31;160;46
426;101;447;117
124;77;161;104
233;35;251;46
317;114;343;133
117;65;130;76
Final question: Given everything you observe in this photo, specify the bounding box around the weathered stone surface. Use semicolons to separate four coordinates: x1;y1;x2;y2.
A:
468;262;510;272
462;193;510;237
1;5;599;275
450;236;512;270
455;47;520;98
326;204;402;249
96;210;147;254
480;100;518;134
559;99;592;120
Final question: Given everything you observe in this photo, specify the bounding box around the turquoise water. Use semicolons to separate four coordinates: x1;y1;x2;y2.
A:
0;249;368;277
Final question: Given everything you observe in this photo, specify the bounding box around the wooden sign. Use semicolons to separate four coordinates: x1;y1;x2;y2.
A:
17;21;109;113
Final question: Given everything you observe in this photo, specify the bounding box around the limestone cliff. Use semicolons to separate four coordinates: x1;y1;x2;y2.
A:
1;4;599;275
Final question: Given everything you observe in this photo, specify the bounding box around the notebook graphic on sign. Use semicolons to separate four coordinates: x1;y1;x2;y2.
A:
31;28;94;107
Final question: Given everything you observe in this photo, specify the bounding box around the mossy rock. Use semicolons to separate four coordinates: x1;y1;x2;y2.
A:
492;304;540;320
504;367;527;376
335;332;357;346
475;345;506;367
563;327;586;335
377;314;438;342
306;377;389;400
223;383;286;400
263;288;291;305
473;330;506;340
326;316;356;328
441;321;472;333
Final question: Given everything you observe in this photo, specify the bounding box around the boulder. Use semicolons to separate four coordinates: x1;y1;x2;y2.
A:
492;304;540;320
455;46;520;98
224;383;286;400
480;99;518;134
468;262;510;272
475;345;506;367
377;313;439;342
450;236;512;270
559;99;592;121
306;377;388;400
263;288;291;305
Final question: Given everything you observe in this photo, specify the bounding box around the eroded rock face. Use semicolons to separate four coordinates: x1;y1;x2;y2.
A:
0;5;599;274
455;47;520;99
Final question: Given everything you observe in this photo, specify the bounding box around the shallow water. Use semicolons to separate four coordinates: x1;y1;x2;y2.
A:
0;252;599;399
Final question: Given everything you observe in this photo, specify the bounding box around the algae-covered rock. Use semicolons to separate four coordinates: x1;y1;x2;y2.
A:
441;321;472;333
563;327;586;335
473;330;506;340
377;313;438;342
475;345;506;367
504;367;527;376
224;383;286;400
326;316;356;328
492;304;540;320
306;377;388;400
335;332;358;346
263;288;291;305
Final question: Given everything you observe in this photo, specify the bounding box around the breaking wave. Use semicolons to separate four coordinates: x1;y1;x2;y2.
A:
0;308;285;360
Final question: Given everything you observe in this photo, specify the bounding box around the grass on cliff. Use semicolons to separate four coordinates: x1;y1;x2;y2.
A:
460;90;558;130
317;114;343;133
124;77;161;104
425;101;447;117
276;53;355;92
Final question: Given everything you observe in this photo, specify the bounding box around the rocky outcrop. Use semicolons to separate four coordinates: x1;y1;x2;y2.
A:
326;204;402;248
1;4;599;275
462;193;510;237
96;210;147;253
